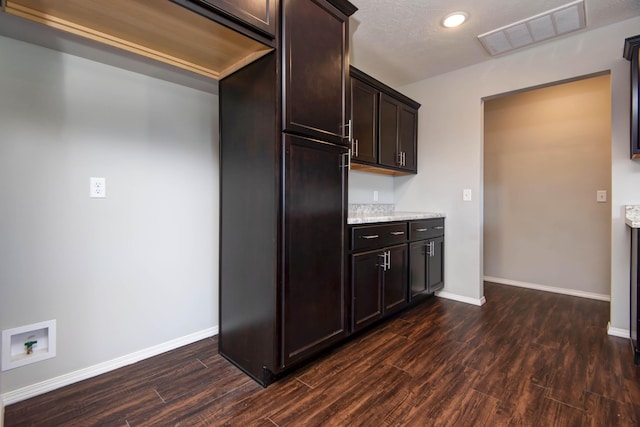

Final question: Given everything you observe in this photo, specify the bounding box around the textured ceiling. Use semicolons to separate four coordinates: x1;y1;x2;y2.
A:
349;0;640;87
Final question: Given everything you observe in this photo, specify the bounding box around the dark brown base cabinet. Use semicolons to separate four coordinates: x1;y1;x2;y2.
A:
631;228;640;364
351;243;409;332
218;0;357;387
409;219;445;299
350;219;444;332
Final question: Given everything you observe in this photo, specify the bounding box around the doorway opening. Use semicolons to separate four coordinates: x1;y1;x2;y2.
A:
482;73;612;300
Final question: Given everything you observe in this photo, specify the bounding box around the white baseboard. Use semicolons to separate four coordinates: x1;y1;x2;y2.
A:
484;276;611;302
1;326;218;406
607;322;630;339
435;290;486;306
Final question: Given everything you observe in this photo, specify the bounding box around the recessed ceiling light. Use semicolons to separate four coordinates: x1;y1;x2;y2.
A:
442;11;469;28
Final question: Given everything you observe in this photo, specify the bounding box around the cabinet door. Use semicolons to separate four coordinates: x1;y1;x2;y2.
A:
351;250;384;332
399;104;418;172
351;77;378;164
283;135;348;366
378;93;400;168
624;36;640;158
632;45;640;158
188;0;277;38
283;0;349;145
409;241;427;299
384;244;409;314
427;236;444;293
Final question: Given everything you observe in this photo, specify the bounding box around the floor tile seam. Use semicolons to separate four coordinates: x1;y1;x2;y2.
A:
582;388;635;406
543;393;587;412
295;377;315;390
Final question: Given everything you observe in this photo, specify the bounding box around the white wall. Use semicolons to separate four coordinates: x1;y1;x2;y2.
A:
394;17;640;328
348;171;394;204
0;36;219;394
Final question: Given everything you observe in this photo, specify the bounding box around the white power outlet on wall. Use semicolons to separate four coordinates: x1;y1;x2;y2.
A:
89;177;106;198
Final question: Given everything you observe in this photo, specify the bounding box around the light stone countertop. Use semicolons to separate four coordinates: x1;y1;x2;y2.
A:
347;204;445;225
626;205;640;228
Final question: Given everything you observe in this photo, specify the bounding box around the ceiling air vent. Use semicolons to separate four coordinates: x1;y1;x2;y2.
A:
478;0;586;56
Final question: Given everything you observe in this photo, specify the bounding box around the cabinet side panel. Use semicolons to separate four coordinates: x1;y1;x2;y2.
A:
219;52;278;381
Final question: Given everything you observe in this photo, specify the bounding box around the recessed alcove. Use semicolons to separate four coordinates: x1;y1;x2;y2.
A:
2;319;56;371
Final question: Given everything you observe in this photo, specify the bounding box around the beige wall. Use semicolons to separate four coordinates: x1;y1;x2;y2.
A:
483;76;612;297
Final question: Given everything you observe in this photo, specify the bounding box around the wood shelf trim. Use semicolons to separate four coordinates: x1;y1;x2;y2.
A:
4;0;273;80
351;162;414;176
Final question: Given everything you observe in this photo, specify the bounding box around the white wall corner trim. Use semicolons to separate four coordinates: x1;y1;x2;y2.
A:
607;322;630;339
435;291;486;306
0;327;218;406
484;276;611;302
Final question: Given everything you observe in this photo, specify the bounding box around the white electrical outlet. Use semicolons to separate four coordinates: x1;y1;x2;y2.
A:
373;190;379;202
90;177;106;198
463;189;472;201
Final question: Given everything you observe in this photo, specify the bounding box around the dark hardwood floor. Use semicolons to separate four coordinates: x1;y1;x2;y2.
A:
5;282;640;426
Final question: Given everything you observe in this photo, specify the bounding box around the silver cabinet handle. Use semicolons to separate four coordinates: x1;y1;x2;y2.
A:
397;151;402;166
390;231;405;236
378;252;386;270
428;241;435;257
361;234;379;239
434;226;444;230
342;151;351;170
355;139;359;157
385;251;391;270
344;119;352;142
415;228;428;232
402;152;406;166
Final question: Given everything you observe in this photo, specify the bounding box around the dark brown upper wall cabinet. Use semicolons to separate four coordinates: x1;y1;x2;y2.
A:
185;0;278;39
350;66;420;175
399;104;418;171
351;77;378;164
379;94;401;169
624;35;640;159
283;0;351;146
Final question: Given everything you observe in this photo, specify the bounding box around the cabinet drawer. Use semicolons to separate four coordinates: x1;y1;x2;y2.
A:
352;223;408;251
410;218;444;241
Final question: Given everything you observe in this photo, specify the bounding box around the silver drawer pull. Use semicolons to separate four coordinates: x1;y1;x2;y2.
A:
415;228;428;232
361;234;379;239
434;226;444;230
390;231;405;236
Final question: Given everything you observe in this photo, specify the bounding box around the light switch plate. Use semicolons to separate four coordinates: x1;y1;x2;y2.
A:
596;190;607;203
463;189;472;201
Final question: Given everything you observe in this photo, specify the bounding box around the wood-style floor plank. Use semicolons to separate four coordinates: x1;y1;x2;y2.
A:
5;282;640;426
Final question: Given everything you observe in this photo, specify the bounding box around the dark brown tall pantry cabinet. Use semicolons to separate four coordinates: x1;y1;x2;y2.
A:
218;0;356;386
